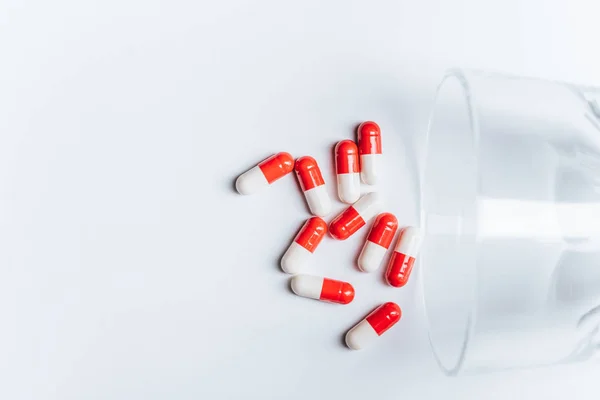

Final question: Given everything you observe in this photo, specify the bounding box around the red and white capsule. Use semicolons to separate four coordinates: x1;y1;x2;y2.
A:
281;217;328;274
345;302;401;350
295;156;332;217
358;213;398;272
335;140;361;204
291;275;355;304
236;152;294;195
357;121;382;185
385;227;422;287
329;192;382;240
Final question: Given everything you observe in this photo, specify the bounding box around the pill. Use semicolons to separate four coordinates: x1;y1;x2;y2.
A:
385;227;422;287
345;302;401;350
358;213;398;272
295;156;332;217
335;140;361;204
236;152;294;195
291;275;355;304
357;121;382;185
329;192;382;240
281;217;328;274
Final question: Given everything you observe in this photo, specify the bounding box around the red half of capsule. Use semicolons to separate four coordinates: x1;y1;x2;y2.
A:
258;152;295;183
365;302;402;336
367;213;398;249
295;217;328;253
329;206;365;240
386;252;416;287
335;140;360;174
295;156;325;191
357;121;382;155
320;278;355;304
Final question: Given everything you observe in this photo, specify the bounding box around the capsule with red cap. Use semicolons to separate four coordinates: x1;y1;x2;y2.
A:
345;302;401;350
291;275;355;304
236;152;294;195
385;227;422;287
295;156;332;217
281;217;328;274
329;192;382;240
357;121;382;185
358;213;398;272
335;140;361;204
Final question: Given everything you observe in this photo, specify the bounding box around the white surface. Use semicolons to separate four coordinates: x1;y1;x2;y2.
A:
290;275;325;300
345;319;381;350
280;241;312;274
1;0;600;399
303;185;332;217
336;173;361;204
235;165;269;195
360;154;381;185
358;241;388;273
395;226;422;257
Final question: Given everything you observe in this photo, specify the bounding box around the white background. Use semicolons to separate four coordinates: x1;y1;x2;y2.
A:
1;0;600;399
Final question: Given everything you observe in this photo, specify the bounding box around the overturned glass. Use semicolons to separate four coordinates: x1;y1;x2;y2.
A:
421;70;600;375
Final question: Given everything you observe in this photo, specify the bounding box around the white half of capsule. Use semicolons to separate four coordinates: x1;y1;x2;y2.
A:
290;274;324;300
353;192;383;222
336;173;361;204
360;154;382;185
236;165;269;195
345;319;380;350
281;242;312;274
394;226;422;257
357;241;387;272
303;185;332;217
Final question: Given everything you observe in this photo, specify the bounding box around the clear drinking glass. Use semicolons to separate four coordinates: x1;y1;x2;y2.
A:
420;69;600;375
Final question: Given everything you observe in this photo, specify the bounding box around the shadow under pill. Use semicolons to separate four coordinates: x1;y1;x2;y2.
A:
338;331;349;350
379;269;389;286
276;253;284;272
286;276;295;293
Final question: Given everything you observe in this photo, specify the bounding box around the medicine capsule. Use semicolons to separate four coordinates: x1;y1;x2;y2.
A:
281;217;328;274
335;140;361;204
291;275;355;304
295;156;332;217
357;121;382;185
345;302;401;350
236;152;294;195
358;213;398;272
329;192;382;240
385;227;422;287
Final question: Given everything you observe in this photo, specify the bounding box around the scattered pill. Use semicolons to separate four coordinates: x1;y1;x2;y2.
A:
281;217;328;274
345;302;401;350
358;213;398;272
335;140;361;204
357;121;382;185
329;192;383;240
291;274;355;304
295;156;332;217
236;152;294;195
238;125;414;352
385;227;422;287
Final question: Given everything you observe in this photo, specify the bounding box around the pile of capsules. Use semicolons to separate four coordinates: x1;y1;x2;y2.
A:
235;121;421;350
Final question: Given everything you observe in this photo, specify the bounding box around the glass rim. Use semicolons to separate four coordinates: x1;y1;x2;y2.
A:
418;68;481;375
